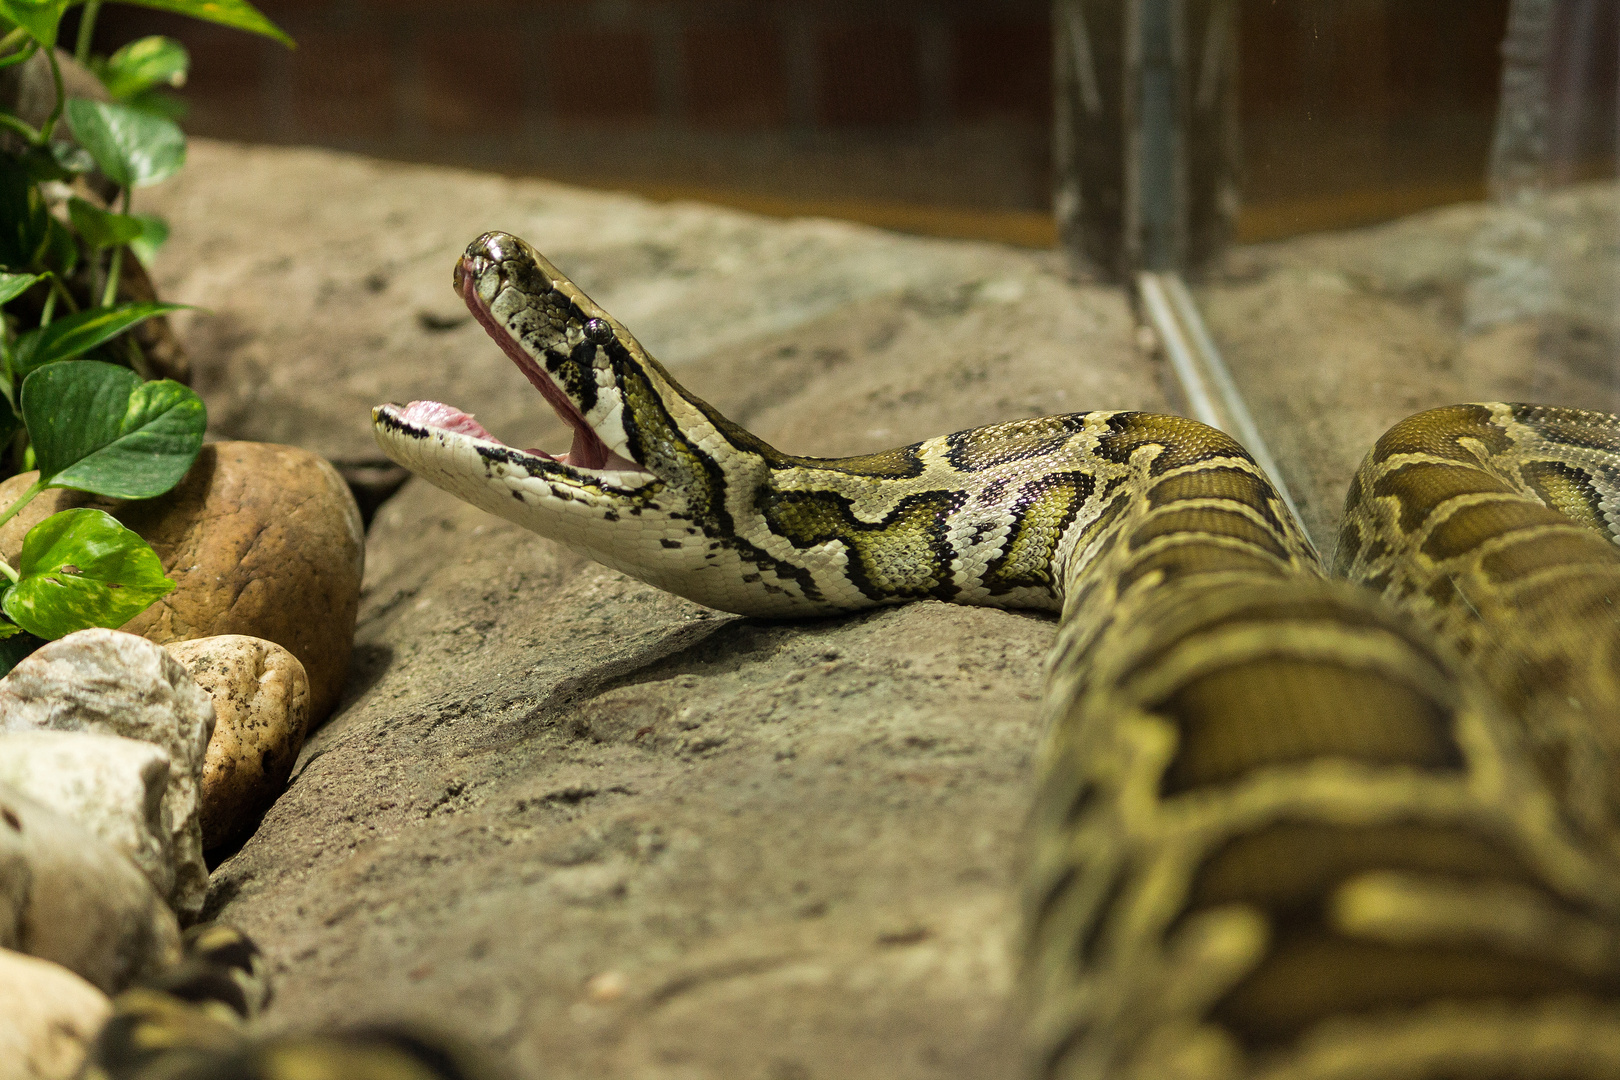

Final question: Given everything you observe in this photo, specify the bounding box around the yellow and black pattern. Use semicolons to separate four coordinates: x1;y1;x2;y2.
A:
371;232;1620;1078
87;923;505;1080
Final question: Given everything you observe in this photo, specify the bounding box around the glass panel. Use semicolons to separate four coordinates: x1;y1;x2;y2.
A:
1191;0;1620;548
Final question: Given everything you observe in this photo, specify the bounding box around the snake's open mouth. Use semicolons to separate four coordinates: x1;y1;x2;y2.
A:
388;254;644;474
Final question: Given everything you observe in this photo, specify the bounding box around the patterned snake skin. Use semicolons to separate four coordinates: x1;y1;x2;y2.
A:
369;232;1620;1079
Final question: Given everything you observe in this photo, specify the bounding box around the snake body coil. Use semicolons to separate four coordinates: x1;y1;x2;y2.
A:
372;232;1620;1078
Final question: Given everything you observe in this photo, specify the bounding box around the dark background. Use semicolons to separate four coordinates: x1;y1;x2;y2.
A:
85;0;1589;245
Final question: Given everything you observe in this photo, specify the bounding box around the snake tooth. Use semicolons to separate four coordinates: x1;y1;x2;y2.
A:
370;232;1620;1078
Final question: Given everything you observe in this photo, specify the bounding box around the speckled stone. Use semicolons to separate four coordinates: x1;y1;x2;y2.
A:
167;636;311;849
0;730;176;902
116;443;365;726
0;629;214;920
0;783;181;993
0;949;112;1080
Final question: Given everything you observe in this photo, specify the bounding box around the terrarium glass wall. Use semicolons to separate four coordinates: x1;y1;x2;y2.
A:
1183;0;1620;547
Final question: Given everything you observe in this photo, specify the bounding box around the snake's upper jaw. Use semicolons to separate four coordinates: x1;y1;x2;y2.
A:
372;233;652;480
450;246;644;474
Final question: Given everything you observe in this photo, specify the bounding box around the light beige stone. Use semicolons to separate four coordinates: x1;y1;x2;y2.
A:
0;949;112;1080
0;730;176;902
0;629;214;920
0;783;180;993
167;636;312;849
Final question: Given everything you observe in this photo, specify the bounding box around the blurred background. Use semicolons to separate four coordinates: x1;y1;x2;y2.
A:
76;0;1598;248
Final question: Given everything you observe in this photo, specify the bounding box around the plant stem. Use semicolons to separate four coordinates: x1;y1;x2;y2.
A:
0;478;46;533
101;245;122;307
38;46;64;142
0;31;35;70
0;111;42;145
38;285;56;328
100;188;131;308
74;1;102;64
46;275;79;316
0;559;16;585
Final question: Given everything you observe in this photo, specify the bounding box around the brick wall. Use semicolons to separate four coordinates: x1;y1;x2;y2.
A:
87;0;1515;239
89;1;1051;213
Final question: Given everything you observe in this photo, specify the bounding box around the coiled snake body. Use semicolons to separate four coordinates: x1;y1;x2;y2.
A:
373;232;1620;1078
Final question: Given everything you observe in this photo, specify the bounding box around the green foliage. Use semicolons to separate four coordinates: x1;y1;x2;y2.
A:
67;194;142;247
94;35;187;100
0;0;71;48
2;507;175;637
0;271;40;305
10;300;183;374
110;0;291;47
66;98;185;188
23;360;204;496
0;0;288;669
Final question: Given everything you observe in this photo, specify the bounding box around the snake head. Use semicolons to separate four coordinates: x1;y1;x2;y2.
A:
371;232;682;546
452;231;648;473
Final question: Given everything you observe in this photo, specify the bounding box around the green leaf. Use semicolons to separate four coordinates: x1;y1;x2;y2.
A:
0;0;69;47
65;98;186;188
11;300;184;374
3;508;174;638
0;270;40;305
95;36;189;100
128;213;168;265
16;141;94;182
67;197;144;249
124;87;187;121
0;152;49;269
21;360;205;496
104;0;291;46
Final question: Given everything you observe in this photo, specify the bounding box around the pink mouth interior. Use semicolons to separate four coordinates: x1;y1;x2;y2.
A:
400;260;643;473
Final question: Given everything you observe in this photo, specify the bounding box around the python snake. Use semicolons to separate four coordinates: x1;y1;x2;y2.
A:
368;231;1620;1079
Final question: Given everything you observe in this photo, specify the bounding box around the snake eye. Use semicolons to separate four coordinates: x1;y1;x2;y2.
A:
583;318;613;345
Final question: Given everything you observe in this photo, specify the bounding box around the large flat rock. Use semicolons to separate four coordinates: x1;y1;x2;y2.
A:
144;141;1164;1078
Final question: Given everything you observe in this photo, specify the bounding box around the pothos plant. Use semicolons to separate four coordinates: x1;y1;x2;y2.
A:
0;0;289;672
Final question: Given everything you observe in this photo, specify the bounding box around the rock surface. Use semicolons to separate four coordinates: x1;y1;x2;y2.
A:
0;629;215;920
0;949;112;1080
0;730;176;901
141;141;1164;1079
0;783;181;993
117;442;365;724
167;635;311;849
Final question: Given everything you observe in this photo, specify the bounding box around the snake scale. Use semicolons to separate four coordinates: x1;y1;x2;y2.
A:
364;231;1620;1079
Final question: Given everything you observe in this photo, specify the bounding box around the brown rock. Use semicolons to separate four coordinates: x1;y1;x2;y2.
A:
0;444;362;723
166;636;312;849
117;442;362;724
